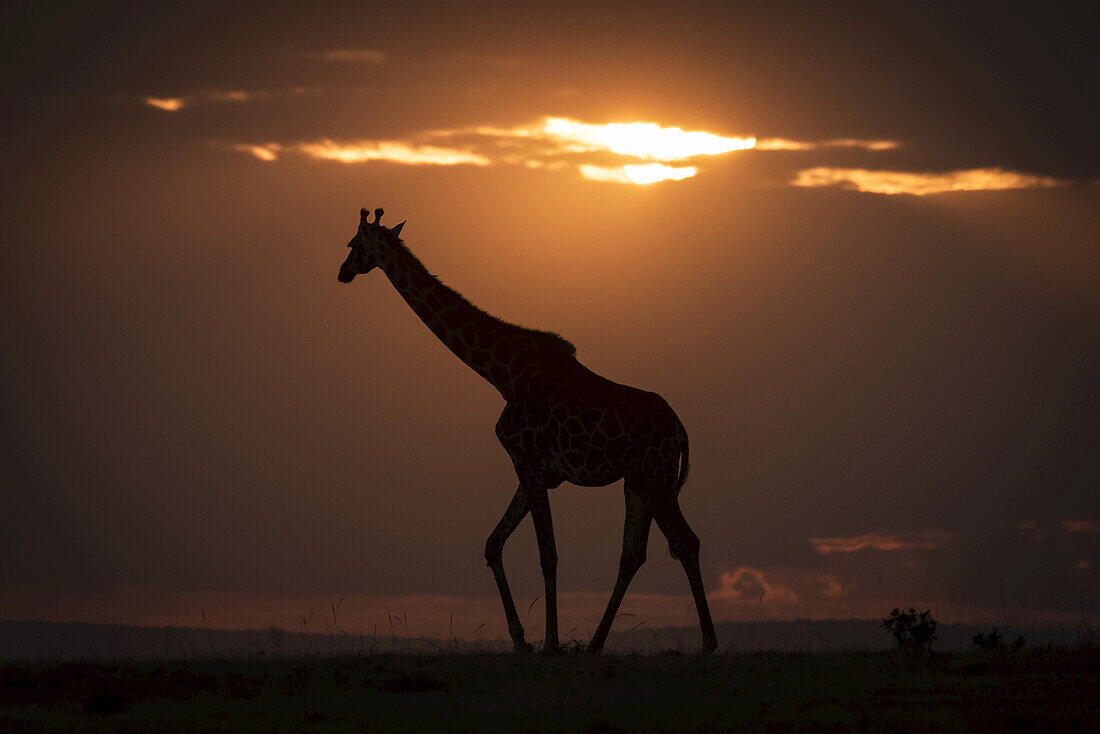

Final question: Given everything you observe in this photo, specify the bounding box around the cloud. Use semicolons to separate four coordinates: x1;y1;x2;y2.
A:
230;116;1065;195
810;530;956;554
1061;520;1099;534
819;574;854;598
231;116;755;181
791;167;1064;195
755;138;898;151
143;88;313;112
228;140;488;167
321;49;386;64
714;566;800;604
1017;521;1048;541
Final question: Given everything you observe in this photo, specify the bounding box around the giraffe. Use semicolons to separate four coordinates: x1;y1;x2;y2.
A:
338;207;718;653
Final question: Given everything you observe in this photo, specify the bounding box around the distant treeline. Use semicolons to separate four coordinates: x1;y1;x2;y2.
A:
1;619;1088;660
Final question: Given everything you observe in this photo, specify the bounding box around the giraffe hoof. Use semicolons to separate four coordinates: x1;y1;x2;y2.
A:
541;642;563;655
513;641;534;653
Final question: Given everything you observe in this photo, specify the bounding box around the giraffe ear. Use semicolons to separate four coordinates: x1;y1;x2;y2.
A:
390;220;405;237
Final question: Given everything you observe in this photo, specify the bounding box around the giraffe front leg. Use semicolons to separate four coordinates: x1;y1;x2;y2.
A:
528;486;559;652
485;486;533;652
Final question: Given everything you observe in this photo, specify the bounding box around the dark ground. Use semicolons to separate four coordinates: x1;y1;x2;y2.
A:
1;647;1097;733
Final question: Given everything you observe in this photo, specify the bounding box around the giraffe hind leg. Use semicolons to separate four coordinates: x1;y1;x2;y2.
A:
653;498;718;653
484;485;533;652
589;484;653;653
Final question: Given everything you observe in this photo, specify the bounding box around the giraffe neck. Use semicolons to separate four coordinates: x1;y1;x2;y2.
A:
374;237;575;400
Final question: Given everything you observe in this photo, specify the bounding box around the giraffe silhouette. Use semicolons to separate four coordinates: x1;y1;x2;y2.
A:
339;207;717;653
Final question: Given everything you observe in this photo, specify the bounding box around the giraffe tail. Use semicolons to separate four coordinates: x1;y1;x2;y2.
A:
674;423;690;497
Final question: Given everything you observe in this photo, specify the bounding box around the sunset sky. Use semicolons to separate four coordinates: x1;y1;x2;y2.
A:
2;1;1097;641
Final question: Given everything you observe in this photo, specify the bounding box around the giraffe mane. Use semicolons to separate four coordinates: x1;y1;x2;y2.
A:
385;232;578;357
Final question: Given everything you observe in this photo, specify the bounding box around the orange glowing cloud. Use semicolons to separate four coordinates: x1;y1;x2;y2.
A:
233;116;756;182
755;138;898;151
143;88;313;112
296;140;490;166
714;566;800;603
819;574;854;599
1017;520;1048;541
233;144;280;162
1062;520;1100;534
792;167;1063;195
144;97;186;111
810;530;956;554
228;116;906;184
229;140;488;166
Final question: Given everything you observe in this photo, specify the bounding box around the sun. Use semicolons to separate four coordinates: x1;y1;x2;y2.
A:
542;117;755;184
542;117;755;161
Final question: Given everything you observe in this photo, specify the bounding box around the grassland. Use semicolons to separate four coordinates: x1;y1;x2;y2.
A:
1;646;1096;733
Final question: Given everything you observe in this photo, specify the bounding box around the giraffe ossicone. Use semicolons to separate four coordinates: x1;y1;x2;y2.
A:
338;207;718;653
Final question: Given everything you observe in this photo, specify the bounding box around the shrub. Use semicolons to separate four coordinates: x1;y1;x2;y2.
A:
973;628;1026;651
882;608;938;652
973;628;1004;650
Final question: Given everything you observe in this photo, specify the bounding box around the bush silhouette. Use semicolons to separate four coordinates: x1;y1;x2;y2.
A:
973;627;1026;651
882;608;938;652
972;627;1004;650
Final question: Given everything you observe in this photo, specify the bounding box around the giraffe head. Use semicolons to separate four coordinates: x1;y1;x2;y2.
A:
338;207;405;283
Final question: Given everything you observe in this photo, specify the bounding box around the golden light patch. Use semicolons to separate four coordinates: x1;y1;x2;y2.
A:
543;117;755;161
579;163;698;184
144;97;186;112
792;167;1063;195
